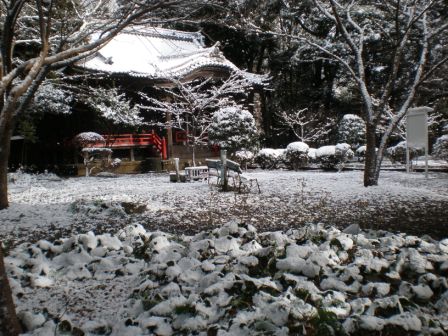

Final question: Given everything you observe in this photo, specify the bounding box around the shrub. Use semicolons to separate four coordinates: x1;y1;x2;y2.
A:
255;148;285;169
208;106;258;155
233;150;255;169
308;148;317;163
337;114;366;149
432;135;448;161
316;143;354;169
386;141;423;164
355;145;366;162
284;141;309;170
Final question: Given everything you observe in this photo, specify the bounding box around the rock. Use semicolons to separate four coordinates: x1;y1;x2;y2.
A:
18;311;46;331
387;313;422;331
359;316;385;331
343;224;360;235
30;275;54;288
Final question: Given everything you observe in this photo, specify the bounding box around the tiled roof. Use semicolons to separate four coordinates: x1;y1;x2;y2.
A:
75;27;241;80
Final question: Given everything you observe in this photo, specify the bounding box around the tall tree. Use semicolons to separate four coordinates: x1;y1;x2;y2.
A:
218;0;447;185
275;0;448;186
0;0;218;209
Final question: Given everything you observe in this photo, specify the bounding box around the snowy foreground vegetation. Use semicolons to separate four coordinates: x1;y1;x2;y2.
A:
2;170;448;335
5;221;448;335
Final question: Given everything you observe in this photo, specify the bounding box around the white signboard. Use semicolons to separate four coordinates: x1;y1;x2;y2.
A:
406;106;433;177
407;107;430;147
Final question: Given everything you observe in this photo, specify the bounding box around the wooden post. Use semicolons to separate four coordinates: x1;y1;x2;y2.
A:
167;111;173;159
83;151;89;177
130;148;135;162
162;137;167;160
220;149;228;191
0;245;22;336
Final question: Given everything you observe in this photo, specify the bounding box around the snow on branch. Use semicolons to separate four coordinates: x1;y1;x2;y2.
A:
275;108;335;145
87;87;144;127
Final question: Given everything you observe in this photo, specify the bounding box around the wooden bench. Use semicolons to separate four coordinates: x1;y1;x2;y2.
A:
185;166;208;181
205;158;260;193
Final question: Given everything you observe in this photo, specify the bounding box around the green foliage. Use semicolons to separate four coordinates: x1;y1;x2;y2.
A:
308;309;346;336
17;118;38;143
337;115;366;149
174;304;197;315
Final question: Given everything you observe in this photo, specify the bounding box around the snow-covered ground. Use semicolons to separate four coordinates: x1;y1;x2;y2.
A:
2;169;448;335
1;169;448;248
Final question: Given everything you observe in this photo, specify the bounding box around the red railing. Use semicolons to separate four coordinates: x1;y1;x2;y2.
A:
92;131;167;160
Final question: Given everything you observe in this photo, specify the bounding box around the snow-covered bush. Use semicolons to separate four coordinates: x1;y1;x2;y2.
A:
284;141;309;170
355;145;366;162
308;148;317;163
80;147;113;177
432;135;448;161
110;158;122;169
387;141;423;164
316;143;354;169
208;106;258;155
73;132;105;148
338;114;366;149
255;148;285;169
232;150;255;169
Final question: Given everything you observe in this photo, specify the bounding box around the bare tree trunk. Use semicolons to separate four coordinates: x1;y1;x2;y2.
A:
0;114;14;210
363;122;378;187
0;244;22;336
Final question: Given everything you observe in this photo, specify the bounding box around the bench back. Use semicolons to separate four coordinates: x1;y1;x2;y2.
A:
226;159;243;174
206;158;242;174
205;159;221;170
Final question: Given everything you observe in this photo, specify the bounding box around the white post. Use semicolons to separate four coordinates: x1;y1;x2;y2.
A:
174;158;180;182
425;138;429;179
406;145;410;173
83;152;89;177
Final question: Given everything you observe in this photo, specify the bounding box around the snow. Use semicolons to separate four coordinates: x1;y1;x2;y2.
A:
2;170;448;334
81;147;112;153
74;132;105;146
286;141;309;153
308;147;317;160
341;114;362;121
257;148;285;159
316;145;336;157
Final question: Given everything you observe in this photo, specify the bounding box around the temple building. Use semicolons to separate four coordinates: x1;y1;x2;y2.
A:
10;27;263;174
73;27;262;173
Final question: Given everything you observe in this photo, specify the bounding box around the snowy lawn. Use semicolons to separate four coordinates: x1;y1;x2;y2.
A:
2;170;448;335
1;169;448;249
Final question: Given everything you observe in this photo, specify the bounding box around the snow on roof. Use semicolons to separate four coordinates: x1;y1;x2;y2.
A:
76;27;249;81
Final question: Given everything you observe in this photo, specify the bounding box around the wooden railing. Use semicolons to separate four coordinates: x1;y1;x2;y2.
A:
92;131;167;160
